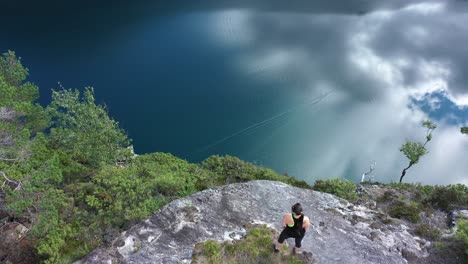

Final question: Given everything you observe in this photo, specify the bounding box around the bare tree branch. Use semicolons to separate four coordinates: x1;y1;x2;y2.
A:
0;158;18;161
0;170;22;191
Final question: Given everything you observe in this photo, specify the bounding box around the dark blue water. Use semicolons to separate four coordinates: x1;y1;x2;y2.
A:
1;8;312;178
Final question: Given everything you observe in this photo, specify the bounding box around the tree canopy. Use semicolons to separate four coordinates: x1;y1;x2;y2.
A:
47;87;131;168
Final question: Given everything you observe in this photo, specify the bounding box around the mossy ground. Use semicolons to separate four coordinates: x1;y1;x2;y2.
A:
192;224;307;264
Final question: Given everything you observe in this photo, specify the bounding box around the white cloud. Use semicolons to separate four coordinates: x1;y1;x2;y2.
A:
348;32;404;87
206;4;468;185
428;95;442;111
402;2;446;15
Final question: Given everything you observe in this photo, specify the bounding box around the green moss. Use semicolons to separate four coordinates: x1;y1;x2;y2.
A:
193;225;306;264
202;240;222;264
434;241;445;251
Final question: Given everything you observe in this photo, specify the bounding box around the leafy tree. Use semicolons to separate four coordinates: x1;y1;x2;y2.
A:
47;87;131;169
0;50;28;87
0;51;48;160
0;51;49;200
461;127;468;135
399;120;436;183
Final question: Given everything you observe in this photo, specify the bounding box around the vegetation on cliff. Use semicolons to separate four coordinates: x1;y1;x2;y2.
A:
313;178;467;262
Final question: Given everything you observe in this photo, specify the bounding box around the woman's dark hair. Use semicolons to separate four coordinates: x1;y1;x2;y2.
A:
291;203;303;215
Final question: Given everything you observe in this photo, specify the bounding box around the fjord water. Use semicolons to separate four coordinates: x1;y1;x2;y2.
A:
1;11;317;178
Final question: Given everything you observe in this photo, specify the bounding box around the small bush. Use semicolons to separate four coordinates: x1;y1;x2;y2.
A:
201;155;256;183
387;183;435;202
455;220;468;256
426;184;468;211
312;178;358;202
431;229;467;263
414;224;441;240
377;190;397;203
201;155;311;189
388;199;421;223
382;183;468;214
202;240;222;264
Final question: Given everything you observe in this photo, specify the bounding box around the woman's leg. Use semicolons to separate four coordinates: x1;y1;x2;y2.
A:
275;229;290;251
293;230;306;253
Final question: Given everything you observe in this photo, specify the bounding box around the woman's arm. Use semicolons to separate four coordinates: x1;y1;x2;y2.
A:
303;216;311;231
282;213;294;228
281;213;288;228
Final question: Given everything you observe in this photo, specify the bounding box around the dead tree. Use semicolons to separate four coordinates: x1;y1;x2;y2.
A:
361;161;376;183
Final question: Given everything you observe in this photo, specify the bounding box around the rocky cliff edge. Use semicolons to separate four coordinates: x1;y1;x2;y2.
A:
77;180;432;264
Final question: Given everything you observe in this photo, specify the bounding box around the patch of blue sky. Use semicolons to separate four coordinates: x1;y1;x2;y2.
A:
410;90;468;126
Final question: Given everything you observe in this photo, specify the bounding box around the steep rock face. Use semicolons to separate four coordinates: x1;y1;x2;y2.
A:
77;181;430;264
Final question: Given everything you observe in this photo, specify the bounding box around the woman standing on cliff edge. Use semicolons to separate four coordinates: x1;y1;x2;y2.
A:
274;203;311;254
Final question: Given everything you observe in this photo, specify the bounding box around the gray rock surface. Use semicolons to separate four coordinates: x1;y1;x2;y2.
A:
77;180;431;264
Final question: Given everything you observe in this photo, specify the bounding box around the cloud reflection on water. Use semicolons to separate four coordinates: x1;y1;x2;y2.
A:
206;1;468;185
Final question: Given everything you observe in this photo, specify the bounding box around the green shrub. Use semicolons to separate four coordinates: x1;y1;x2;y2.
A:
455;220;468;256
377;190;398;203
202;240;222;264
201;155;310;188
201;155;257;183
414;224;441;240
383;183;468;213
427;184;468;211
87;165;171;226
431;222;467;263
133;153;216;196
386;183;435;202
133;152;194;175
312;178;358;202
388;199;421;223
